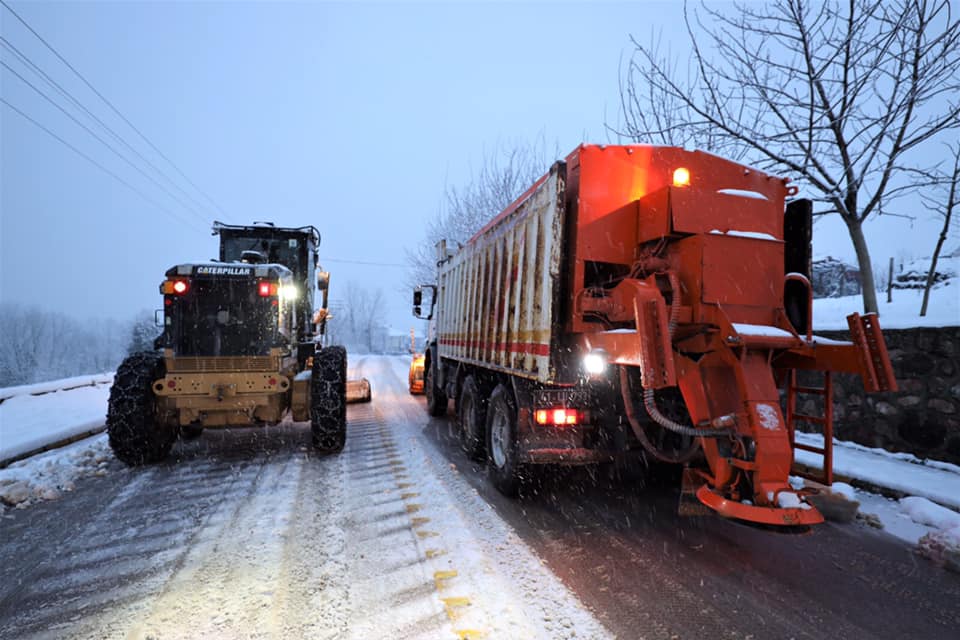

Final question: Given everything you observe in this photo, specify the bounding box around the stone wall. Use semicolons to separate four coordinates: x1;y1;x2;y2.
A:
793;326;960;466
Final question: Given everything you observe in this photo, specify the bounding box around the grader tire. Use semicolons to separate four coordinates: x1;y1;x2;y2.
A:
107;352;175;466
311;345;347;453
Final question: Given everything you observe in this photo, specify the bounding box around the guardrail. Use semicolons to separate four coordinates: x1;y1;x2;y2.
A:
0;372;115;468
0;373;115;404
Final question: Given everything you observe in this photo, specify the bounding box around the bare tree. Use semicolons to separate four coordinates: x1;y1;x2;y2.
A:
614;0;960;313
0;303;128;387
338;281;387;353
920;142;960;316
128;309;160;354
406;138;553;289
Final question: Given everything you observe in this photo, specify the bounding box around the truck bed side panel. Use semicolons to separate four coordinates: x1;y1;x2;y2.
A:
437;163;567;384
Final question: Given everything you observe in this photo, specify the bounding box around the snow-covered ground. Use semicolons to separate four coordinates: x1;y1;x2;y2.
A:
0;373;112;462
2;347;959;575
813;281;958;330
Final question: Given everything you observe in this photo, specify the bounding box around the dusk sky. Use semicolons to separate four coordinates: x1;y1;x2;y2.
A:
1;1;953;332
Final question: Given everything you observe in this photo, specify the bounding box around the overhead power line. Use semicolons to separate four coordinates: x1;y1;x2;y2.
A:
0;0;230;220
1;59;211;227
1;97;206;232
0;35;215;227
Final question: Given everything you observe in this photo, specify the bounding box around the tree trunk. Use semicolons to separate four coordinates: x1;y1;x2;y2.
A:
921;204;953;317
846;218;879;313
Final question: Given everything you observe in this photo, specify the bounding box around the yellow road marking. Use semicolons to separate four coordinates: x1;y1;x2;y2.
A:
425;548;444;559
454;630;484;639
416;530;438;539
411;517;430;527
442;596;471;620
405;503;423;513
433;569;457;590
400;492;419;499
397;482;413;489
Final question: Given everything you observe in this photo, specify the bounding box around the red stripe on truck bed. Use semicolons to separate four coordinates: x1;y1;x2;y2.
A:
439;338;550;356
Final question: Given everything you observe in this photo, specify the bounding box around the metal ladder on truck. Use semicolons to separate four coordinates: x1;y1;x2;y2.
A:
785;312;897;486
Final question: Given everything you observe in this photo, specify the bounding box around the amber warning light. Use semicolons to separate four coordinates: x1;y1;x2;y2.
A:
258;281;278;297
673;167;691;187
162;280;190;295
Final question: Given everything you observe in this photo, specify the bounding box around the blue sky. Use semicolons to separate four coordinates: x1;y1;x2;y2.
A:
0;1;951;332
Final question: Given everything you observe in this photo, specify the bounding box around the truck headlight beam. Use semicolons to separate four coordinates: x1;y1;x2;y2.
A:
583;350;608;376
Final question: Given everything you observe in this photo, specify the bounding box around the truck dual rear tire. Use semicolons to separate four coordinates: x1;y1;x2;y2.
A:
457;375;486;461
425;354;447;417
107;352;175;466
311;345;347;452
486;384;523;497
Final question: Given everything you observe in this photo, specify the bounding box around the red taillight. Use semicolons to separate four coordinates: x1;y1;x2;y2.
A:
258;281;278;297
535;407;580;426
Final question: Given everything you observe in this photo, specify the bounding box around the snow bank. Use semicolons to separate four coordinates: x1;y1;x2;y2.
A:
793;432;960;511
900;496;960;531
0;383;111;463
0;372;114;401
901;497;960;571
0;434;113;509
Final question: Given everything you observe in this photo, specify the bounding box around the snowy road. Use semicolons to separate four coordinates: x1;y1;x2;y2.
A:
1;355;959;639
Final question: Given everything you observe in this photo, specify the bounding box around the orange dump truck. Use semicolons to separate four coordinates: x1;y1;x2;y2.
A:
414;144;895;527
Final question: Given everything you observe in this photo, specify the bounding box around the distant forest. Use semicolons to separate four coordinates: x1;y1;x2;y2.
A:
0;303;149;388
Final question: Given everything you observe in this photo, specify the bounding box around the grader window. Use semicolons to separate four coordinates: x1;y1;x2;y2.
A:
169;279;279;357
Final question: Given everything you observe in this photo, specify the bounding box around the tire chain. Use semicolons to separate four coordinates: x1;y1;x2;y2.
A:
311;345;347;452
107;351;174;465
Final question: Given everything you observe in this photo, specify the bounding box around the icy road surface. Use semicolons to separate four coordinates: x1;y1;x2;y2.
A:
1;355;959;639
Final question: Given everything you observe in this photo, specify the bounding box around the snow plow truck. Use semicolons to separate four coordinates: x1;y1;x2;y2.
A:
108;222;370;465
414;144;896;527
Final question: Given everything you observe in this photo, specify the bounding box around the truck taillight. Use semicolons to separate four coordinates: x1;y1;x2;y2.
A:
535;408;580;426
162;279;190;295
258;281;278;297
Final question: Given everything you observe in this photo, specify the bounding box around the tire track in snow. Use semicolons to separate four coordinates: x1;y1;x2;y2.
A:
356;356;614;640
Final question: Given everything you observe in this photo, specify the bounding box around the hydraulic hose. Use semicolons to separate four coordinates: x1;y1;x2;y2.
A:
617;267;729;462
619;366;702;464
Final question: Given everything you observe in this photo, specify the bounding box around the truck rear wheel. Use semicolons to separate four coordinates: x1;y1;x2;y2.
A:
457;375;486;461
425;354;447;417
486;384;523;497
311;345;347;452
107;352;175;466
